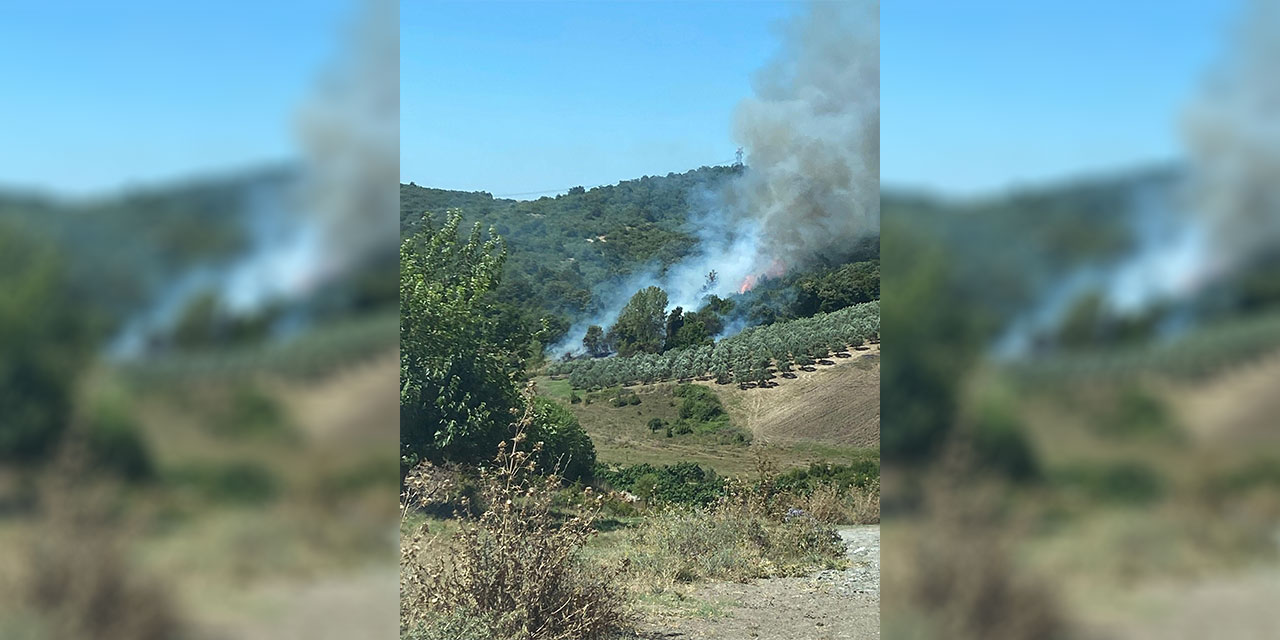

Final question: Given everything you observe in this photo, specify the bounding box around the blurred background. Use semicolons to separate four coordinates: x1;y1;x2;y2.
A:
0;1;399;637
882;1;1280;638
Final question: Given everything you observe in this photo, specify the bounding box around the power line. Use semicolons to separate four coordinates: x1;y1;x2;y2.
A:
489;158;741;199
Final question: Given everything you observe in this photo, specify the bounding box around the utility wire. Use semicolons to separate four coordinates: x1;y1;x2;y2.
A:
488;158;740;199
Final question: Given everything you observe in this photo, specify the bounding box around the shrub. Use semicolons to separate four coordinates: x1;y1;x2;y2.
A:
83;399;154;482
772;459;880;494
970;399;1039;482
674;384;724;422
626;492;845;583
528;397;596;482
788;479;881;525
646;418;665;434
401;430;629;640
18;461;187;640
168;461;279;505
1053;461;1165;506
594;462;726;505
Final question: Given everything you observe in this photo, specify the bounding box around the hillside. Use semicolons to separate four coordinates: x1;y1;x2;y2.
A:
713;344;880;449
402;166;879;348
535;343;878;476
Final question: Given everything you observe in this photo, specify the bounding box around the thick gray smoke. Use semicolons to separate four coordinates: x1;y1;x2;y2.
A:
109;0;398;359
553;1;879;357
996;0;1280;358
723;0;880;273
1181;0;1280;282
295;0;399;283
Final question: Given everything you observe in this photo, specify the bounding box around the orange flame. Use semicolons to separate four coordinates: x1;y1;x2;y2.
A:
737;259;788;295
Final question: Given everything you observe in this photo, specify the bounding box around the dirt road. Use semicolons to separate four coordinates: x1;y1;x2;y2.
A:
641;525;880;639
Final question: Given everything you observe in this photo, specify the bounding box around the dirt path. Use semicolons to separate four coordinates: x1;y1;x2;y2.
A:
640;525;879;639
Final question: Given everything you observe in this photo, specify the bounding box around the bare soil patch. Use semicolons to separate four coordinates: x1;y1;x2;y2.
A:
639;526;879;640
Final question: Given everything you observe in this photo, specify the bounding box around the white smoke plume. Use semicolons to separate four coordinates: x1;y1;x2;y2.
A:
109;0;398;358
723;0;880;277
996;0;1280;358
553;0;879;357
1181;0;1280;282
295;0;399;283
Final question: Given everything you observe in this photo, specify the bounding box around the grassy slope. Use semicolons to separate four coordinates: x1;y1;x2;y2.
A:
533;345;880;477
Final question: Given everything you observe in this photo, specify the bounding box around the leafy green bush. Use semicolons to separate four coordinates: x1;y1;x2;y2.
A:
84;404;154;482
209;384;293;440
168;461;279;505
1053;461;1165;506
594;462;726;505
1099;387;1181;441
528;398;596;482
674;384;724;422
0;224;93;465
400;212;524;472
772;458;880;494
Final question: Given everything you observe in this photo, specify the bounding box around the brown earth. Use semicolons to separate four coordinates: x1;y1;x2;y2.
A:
638;526;880;640
707;345;880;449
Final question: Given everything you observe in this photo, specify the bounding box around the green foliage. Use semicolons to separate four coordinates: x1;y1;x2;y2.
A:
0;223;93;463
771;458;880;494
880;219;985;464
647;418;665;434
674;384;724;423
400;167;739;341
607;389;641;407
607;286;668;356
963;382;1040;481
404;610;497;640
554;302;879;390
1098;387;1181;441
527;397;596;482
1053;461;1165;506
169;461;279;505
582;324;609;357
794;260;880;316
594;462;727;505
83;392;154;482
400;212;522;471
971;409;1039;482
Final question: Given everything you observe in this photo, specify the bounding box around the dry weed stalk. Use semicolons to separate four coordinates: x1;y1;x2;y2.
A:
19;433;186;640
400;395;628;640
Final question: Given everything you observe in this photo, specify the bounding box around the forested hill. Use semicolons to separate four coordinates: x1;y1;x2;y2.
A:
400;166;743;343
401;165;884;351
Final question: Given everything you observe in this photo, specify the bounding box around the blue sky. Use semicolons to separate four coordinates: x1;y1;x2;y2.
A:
410;0;1240;198
883;0;1240;195
402;1;801;197
0;2;351;195
2;2;1244;198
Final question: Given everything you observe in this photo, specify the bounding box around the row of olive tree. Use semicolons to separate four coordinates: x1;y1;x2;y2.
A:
548;301;879;390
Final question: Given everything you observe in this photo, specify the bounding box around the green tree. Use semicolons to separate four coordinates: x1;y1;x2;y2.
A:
583;324;610;357
0;224;93;463
607;286;669;356
528;397;596;481
664;306;685;348
400;212;522;472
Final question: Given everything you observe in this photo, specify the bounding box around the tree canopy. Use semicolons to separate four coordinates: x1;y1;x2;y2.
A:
607;286;669;357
